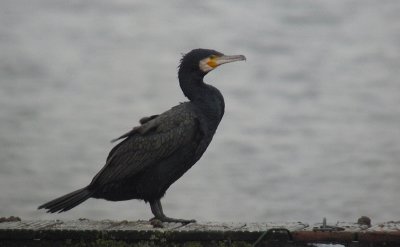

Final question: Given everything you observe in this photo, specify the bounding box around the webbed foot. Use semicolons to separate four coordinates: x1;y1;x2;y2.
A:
151;216;195;224
149;199;196;226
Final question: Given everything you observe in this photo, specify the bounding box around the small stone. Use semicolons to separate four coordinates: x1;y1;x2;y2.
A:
150;219;164;228
357;216;371;227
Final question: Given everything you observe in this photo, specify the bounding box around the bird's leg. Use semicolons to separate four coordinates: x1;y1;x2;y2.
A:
150;199;195;224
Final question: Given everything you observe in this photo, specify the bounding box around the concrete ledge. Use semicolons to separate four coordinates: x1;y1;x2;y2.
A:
0;217;399;246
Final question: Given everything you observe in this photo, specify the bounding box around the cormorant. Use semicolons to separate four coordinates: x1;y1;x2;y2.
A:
38;49;246;223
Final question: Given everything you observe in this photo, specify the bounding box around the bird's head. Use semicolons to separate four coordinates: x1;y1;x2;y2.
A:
178;49;246;77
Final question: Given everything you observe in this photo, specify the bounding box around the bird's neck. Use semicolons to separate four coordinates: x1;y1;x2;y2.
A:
178;71;204;101
178;71;225;125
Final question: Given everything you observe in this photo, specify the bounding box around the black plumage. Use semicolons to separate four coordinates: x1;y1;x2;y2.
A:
38;48;246;223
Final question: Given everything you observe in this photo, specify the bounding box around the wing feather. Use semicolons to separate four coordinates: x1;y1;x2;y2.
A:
90;104;199;187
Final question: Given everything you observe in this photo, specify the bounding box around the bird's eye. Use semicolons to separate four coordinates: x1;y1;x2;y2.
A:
209;55;217;59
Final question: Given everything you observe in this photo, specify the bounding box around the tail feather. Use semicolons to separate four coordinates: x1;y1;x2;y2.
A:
38;187;93;213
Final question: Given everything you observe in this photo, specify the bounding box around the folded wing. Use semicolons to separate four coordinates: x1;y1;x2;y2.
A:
90;104;200;187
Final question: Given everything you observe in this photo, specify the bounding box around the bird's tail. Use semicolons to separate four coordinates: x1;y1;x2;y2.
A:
38;187;93;213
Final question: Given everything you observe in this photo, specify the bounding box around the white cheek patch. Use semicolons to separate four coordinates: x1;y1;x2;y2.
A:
199;58;214;72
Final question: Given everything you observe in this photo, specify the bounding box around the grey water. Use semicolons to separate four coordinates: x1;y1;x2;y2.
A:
1;0;400;223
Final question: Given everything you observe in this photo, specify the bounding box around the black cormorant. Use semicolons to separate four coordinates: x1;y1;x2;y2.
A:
38;48;246;223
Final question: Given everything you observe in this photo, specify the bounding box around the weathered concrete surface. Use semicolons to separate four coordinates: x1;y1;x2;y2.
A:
0;217;399;246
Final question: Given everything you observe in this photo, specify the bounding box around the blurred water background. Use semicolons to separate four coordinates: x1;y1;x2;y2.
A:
1;0;400;223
